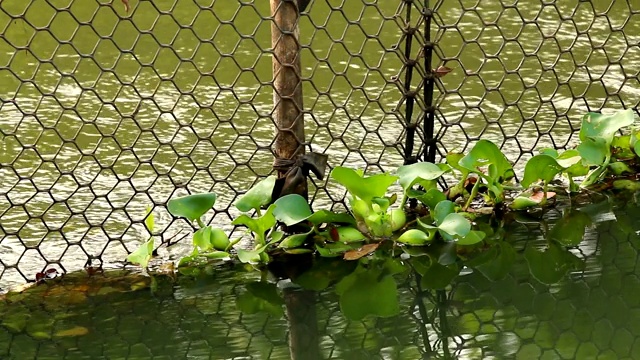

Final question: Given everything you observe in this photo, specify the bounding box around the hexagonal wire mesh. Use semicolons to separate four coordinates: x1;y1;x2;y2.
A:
0;0;639;290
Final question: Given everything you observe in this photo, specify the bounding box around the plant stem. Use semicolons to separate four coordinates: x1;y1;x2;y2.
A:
463;178;481;211
196;217;206;229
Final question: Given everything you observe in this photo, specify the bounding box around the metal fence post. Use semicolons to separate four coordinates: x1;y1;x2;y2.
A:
422;2;437;164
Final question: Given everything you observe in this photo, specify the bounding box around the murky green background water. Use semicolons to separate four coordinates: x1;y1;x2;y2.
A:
1;191;639;359
0;0;639;286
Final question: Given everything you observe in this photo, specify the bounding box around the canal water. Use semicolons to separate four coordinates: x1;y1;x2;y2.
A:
1;190;639;359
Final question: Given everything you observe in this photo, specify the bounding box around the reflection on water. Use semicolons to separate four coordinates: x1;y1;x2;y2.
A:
1;192;640;359
0;0;639;287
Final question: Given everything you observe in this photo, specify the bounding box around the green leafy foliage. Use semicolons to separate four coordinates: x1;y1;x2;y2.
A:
167;193;217;222
273;194;313;226
126;239;154;269
458;140;515;203
235;176;276;212
521;155;564;188
232;204;277;245
397;162;449;192
331;167;398;202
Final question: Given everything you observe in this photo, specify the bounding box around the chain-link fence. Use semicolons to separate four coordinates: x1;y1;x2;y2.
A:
1;0;639;287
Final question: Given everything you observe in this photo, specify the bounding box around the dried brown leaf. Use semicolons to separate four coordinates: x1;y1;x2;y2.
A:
343;243;379;261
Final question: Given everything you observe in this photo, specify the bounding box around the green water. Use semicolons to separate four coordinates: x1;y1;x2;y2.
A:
1;191;639;359
1;1;639;287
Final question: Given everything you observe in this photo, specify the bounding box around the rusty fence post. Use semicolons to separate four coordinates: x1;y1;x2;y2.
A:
270;0;306;195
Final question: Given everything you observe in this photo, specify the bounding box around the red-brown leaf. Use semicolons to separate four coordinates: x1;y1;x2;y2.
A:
434;66;453;78
530;191;556;202
343;243;379;261
329;227;339;241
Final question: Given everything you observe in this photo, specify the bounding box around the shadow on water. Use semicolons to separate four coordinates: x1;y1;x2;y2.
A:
2;190;640;359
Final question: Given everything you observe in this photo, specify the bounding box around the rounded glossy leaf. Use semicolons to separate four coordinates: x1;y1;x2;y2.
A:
331;167;398;201
235;176;276;212
521;154;564;188
459;140;515;182
397;229;434;246
579;109;635;144
334;226;366;243
433;200;456;226
279;230;313;249
389;209;407;231
167;193;217;221
510;196;540;210
397;162;449;192
307;210;355;226
457;230;486;246
273;194;312;226
210;228;230;251
438;213;471;237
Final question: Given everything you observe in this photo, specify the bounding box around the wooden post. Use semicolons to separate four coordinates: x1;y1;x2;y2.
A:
270;0;305;179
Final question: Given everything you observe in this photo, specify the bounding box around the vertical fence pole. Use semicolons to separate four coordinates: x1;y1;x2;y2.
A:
270;0;306;193
422;2;437;163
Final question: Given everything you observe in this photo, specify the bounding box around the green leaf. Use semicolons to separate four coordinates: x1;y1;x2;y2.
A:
608;161;633;176
273;194;313;226
459;140;515;182
613;179;640;191
210;227;230;251
336;266;400;320
329;226;367;243
556;149;589;177
433;200;456;226
540;148;559;157
438;213;471;238
307;210;356;226
167;193;217;222
126;239;154;268
279;230;314;249
476;242;516;281
331;167;398;202
577;137;609;166
200;251;230;259
397;229;435;246
237;245;268;264
420;261;460;290
457;230;486;246
193;226;213;251
445;152;470;177
524;243;583;284
510;196;540;210
397;162;449;192
631;130;640;157
236;281;284;317
231;204;277;244
549;210;592;246
268;230;285;244
407;188;447;210
144;206;154;233
521;155;564;188
235;176;277;212
579;109;636;144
